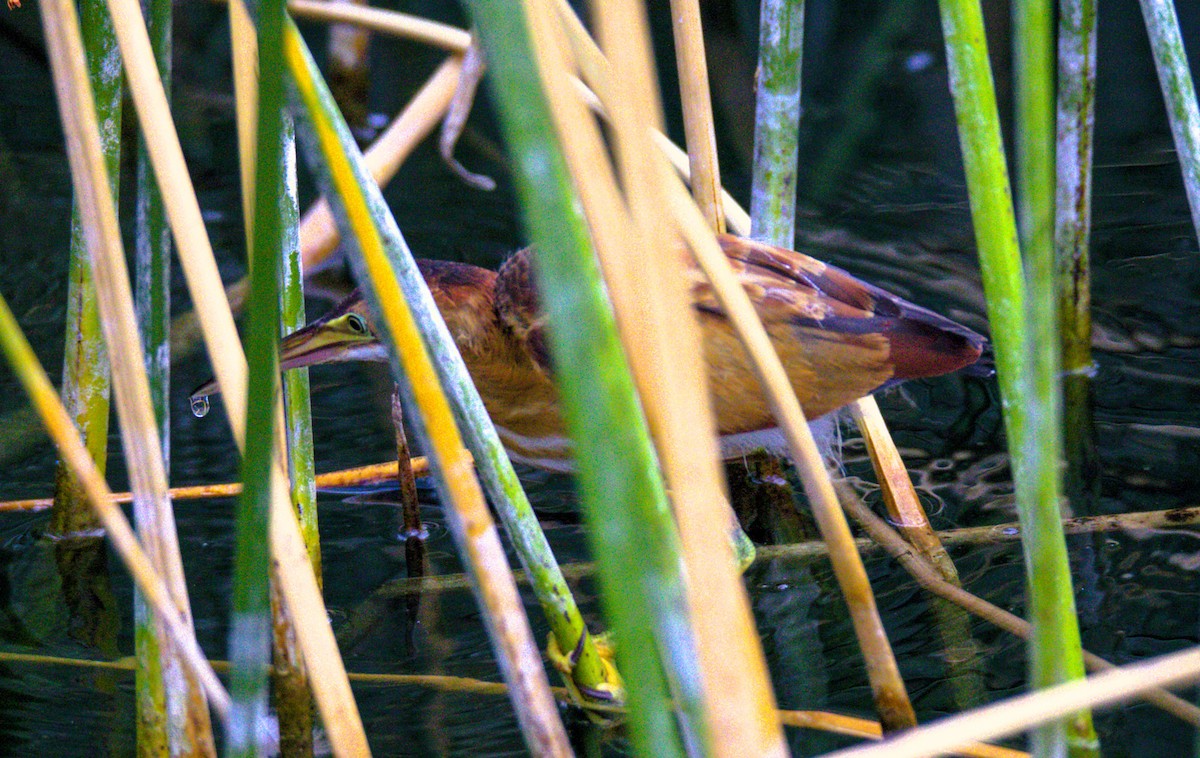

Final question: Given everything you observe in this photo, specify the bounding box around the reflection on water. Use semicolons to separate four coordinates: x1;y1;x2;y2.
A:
1;0;1199;754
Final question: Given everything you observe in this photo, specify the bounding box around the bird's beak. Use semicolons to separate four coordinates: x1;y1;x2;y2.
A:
189;311;381;402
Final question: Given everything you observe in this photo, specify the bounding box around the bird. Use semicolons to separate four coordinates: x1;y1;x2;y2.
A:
192;234;985;472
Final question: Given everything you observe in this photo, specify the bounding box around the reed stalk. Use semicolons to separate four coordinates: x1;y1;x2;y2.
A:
586;0;787;751
133;0;172;747
49;0;117;540
1015;0;1097;751
750;0;803;245
1138;0;1200;244
837;485;1200;727
41;0;218;748
1055;0;1099;513
939;0;1092;749
669;0;724;231
275;116;318;758
551;0;915;728
850;401;984;711
227;0;317;748
283;20;572;754
225;0;288;750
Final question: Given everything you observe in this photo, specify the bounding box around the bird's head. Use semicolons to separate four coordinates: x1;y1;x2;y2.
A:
189;289;386;403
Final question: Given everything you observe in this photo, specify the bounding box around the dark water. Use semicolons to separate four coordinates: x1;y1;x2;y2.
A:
1;0;1199;755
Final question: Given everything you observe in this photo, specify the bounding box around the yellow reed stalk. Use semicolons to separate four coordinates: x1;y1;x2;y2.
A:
665;182;917;731
229;0;257;234
668;0;724;231
103;0;369;746
826;644;1200;758
41;0;217;746
525;0;787;752
656;129;754;234
850;399;959;581
286;0;470;50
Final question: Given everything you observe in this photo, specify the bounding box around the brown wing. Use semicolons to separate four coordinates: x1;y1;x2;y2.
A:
709;235;985;380
494;247;554;376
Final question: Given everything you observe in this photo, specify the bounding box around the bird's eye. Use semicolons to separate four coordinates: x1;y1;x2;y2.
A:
347;314;368;335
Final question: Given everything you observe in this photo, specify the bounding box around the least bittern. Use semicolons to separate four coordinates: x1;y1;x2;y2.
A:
193;234;985;471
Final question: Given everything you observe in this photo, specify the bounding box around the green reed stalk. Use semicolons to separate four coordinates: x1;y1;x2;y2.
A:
1055;0;1099;512
1015;0;1098;752
282;19;617;707
748;0;811;547
750;0;804;246
133;0;171;747
49;0;119;539
227;0;286;751
1138;0;1200;245
942;0;1092;751
273;114;318;757
469;3;703;754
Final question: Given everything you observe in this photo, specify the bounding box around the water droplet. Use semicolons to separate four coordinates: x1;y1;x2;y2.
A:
190;395;210;418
